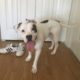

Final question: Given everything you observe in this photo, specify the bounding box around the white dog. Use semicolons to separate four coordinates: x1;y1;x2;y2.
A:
16;19;61;73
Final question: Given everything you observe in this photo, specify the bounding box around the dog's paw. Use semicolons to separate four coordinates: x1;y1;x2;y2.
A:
25;53;32;62
31;66;37;74
25;56;31;62
51;51;56;55
49;46;53;50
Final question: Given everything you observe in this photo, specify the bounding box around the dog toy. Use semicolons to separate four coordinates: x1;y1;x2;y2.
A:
0;43;24;56
25;41;35;52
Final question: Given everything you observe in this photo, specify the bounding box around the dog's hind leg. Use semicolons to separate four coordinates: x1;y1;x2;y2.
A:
51;34;59;55
49;39;54;50
48;33;54;50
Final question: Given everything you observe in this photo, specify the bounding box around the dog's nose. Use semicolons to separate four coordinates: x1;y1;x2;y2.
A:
26;35;32;41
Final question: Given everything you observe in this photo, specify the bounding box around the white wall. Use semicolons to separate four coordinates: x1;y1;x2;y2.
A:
0;0;72;41
0;0;1;40
65;0;80;61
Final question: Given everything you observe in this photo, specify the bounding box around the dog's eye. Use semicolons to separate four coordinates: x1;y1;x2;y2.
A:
22;30;25;32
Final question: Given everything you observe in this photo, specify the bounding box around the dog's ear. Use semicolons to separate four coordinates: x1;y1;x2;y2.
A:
26;19;36;23
30;20;36;23
13;22;22;31
32;24;37;33
17;22;22;29
26;18;29;21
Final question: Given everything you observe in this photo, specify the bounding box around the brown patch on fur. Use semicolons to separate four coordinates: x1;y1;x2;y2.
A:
32;24;37;33
40;20;49;23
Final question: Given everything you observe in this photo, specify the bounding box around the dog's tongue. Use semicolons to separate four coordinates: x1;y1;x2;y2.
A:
26;41;35;52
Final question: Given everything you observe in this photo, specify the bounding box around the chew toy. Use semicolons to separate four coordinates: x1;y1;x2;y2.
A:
25;41;35;52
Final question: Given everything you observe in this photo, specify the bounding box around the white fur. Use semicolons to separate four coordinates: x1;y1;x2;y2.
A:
25;52;32;62
17;19;61;73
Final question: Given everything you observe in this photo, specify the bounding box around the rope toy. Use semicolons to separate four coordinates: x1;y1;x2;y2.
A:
25;41;35;53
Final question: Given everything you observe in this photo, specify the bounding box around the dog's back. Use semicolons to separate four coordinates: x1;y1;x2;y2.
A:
36;19;61;40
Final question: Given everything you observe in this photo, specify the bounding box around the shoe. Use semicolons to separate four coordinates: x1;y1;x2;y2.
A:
0;43;24;55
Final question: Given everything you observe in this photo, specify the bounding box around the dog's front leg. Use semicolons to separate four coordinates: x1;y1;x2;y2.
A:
25;51;32;62
32;49;41;73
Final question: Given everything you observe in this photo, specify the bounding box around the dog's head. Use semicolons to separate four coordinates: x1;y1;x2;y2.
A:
16;19;37;43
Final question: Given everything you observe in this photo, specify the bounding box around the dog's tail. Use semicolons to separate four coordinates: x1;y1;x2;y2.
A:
55;19;79;28
60;23;80;28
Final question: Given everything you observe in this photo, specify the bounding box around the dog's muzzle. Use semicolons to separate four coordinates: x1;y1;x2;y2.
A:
26;35;32;41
